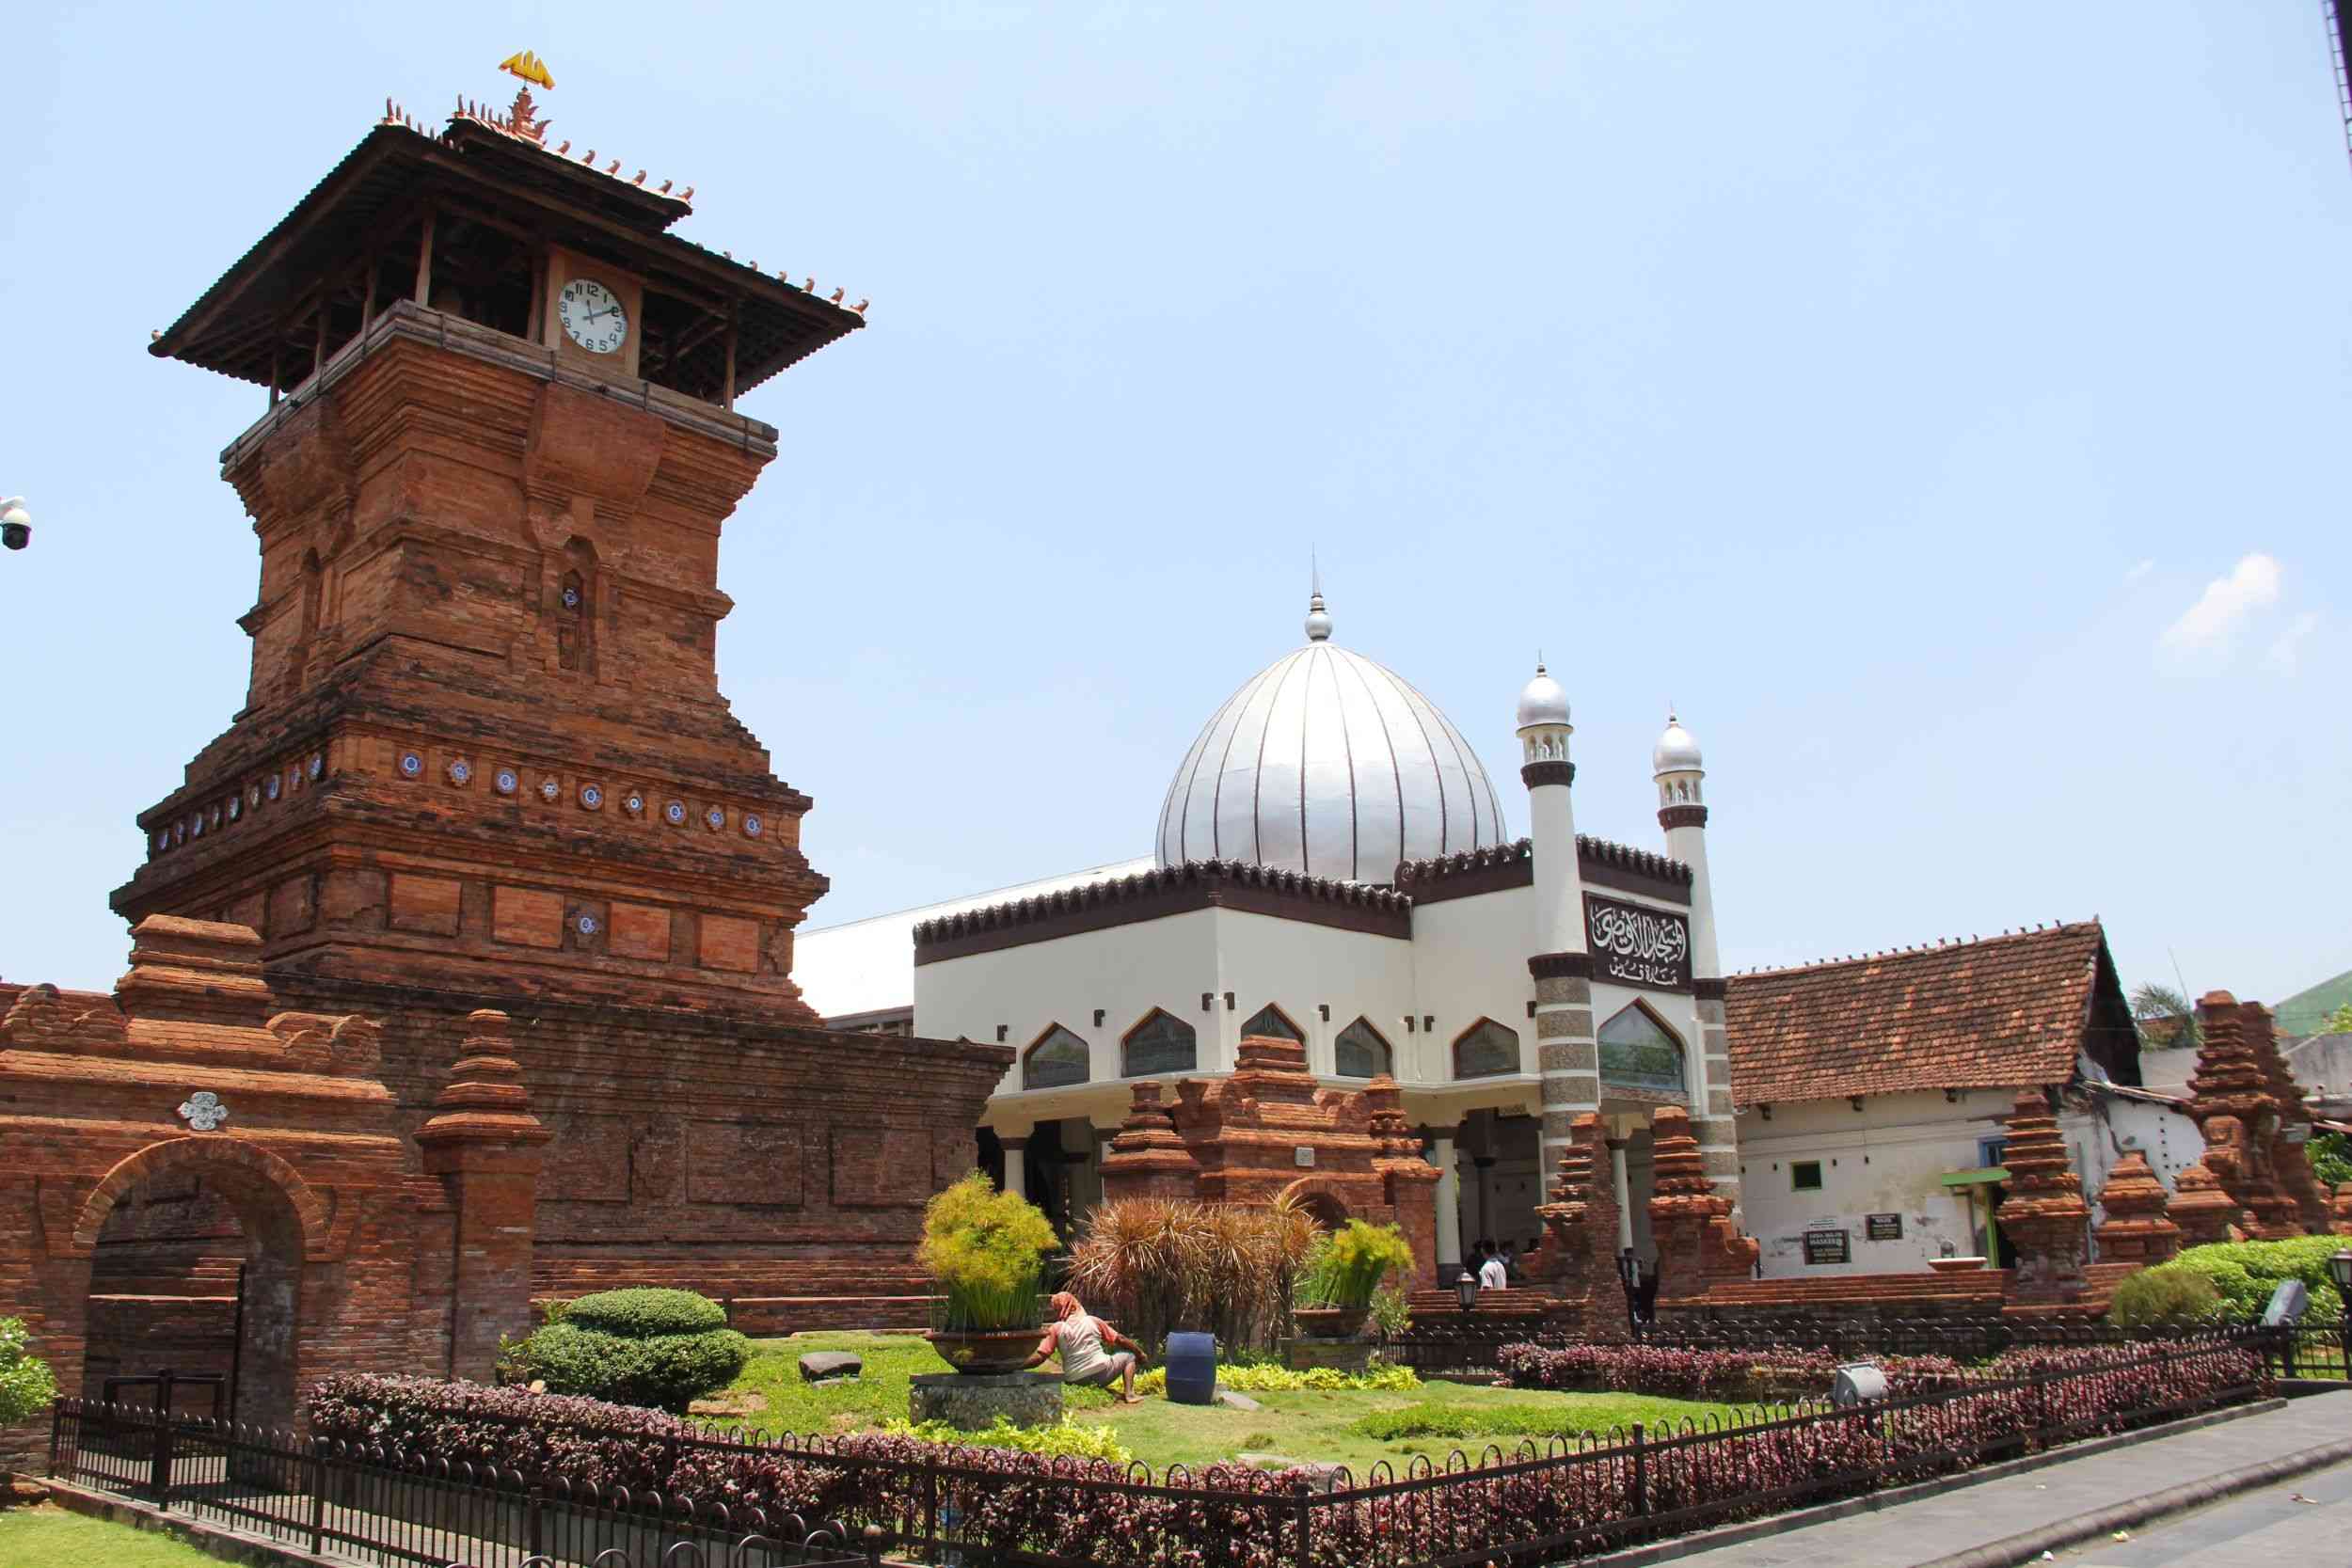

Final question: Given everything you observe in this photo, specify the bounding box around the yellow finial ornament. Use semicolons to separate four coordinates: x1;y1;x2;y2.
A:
498;50;555;90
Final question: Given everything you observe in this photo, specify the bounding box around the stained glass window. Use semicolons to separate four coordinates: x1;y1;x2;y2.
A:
1122;1010;1198;1076
1023;1025;1090;1090
1335;1017;1394;1078
1453;1020;1520;1079
1238;1005;1302;1041
1597;1005;1687;1098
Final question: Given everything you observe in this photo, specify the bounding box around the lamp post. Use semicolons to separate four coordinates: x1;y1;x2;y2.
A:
1454;1270;1478;1314
2329;1249;2352;1381
1;498;29;552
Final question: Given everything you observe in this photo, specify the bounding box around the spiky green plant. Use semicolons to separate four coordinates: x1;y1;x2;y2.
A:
1299;1220;1416;1308
919;1172;1059;1331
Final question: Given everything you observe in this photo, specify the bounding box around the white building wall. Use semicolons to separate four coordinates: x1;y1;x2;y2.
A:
1735;1090;2011;1277
1406;885;1537;1078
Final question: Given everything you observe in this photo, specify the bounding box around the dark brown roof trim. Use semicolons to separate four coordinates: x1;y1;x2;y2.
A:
1521;761;1577;790
1396;840;1534;903
1394;836;1692;908
1659;804;1708;831
914;859;1412;963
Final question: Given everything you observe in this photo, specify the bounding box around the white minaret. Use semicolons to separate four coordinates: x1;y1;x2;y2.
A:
1518;660;1597;1179
1654;712;1740;1218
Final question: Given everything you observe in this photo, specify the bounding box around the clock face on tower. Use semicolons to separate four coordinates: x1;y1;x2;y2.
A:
558;278;628;355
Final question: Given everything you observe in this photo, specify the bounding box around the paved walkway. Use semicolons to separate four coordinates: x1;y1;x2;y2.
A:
2059;1456;2352;1566
1650;1395;2350;1568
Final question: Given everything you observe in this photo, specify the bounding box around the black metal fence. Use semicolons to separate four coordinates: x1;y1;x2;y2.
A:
143;1334;2271;1568
46;1400;877;1568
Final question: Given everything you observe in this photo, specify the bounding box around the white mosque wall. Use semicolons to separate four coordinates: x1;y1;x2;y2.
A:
1405;886;1539;1078
1734;1091;2011;1277
914;908;1224;1106
1201;909;1419;1078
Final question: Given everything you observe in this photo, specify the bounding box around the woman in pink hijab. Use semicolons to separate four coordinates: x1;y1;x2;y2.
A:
1024;1291;1149;1402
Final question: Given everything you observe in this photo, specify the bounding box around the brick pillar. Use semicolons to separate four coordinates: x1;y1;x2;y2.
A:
414;1010;549;1383
1367;1078;1439;1286
2168;1158;2243;1247
2090;1150;2181;1265
2334;1182;2352;1238
1533;1112;1623;1337
1096;1081;1198;1202
1994;1089;2090;1304
1645;1104;1757;1302
2185;992;2302;1239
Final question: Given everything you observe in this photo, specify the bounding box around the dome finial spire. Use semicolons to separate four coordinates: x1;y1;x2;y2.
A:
1304;550;1332;641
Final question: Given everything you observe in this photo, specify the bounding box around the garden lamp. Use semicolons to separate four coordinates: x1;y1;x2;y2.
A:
1455;1270;1479;1313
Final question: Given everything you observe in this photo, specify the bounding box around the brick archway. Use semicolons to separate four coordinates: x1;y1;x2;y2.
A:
1277;1176;1351;1229
72;1137;334;1259
75;1136;320;1431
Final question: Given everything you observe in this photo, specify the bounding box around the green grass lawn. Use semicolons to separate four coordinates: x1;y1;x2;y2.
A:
714;1333;1753;1475
0;1505;220;1566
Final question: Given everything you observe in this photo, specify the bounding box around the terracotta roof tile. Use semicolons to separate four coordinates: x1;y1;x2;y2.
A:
1725;923;2110;1106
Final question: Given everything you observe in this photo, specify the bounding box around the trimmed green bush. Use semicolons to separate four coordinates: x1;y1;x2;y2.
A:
2109;1266;2221;1329
505;1288;747;1412
0;1317;59;1426
2160;1237;2346;1321
563;1287;729;1338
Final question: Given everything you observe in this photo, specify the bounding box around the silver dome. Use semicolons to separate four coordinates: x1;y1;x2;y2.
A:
1516;661;1570;731
1652;712;1703;776
1156;599;1508;882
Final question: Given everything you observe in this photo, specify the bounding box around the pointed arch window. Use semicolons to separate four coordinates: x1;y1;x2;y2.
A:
1121;1009;1198;1077
1238;1004;1302;1042
1453;1018;1521;1080
1335;1017;1394;1079
1597;1003;1687;1098
1022;1024;1090;1091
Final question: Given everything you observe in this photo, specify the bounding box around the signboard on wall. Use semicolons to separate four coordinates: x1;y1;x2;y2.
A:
1803;1228;1851;1265
1583;894;1692;992
1865;1212;1903;1242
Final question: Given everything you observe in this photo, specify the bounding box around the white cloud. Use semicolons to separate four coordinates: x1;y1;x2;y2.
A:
2157;552;2281;660
2262;611;2320;676
2124;559;2153;583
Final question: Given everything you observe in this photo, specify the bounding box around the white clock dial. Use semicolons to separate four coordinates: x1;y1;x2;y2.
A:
558;277;628;356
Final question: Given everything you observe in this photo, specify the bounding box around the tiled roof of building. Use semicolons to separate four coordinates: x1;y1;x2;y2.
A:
1725;922;2136;1106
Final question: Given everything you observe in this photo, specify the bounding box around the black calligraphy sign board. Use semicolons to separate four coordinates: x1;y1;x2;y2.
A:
1583;893;1693;992
1803;1228;1851;1265
1866;1212;1902;1242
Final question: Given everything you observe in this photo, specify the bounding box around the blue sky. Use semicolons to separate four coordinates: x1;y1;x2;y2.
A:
3;2;2345;1007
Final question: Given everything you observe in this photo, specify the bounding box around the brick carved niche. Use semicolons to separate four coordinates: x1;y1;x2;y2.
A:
1099;1037;1438;1270
0;918;548;1458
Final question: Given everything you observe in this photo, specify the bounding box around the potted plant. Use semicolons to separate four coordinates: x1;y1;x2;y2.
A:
1295;1220;1415;1338
919;1172;1059;1374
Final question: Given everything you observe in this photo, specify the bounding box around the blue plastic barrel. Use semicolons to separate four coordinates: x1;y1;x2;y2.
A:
1164;1331;1216;1405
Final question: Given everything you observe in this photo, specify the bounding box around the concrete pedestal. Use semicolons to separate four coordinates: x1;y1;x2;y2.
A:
1279;1338;1373;1373
909;1370;1063;1429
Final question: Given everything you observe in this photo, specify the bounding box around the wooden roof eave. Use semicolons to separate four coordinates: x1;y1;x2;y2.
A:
154;121;862;393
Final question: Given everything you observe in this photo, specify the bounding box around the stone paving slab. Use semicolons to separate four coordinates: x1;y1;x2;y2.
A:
1633;1394;2350;1568
2059;1458;2352;1566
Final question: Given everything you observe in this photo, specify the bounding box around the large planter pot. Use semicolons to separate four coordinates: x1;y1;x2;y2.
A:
925;1327;1040;1375
1293;1306;1371;1339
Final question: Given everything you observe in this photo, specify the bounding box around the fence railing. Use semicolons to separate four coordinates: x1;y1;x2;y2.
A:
46;1400;878;1568
205;1333;2275;1568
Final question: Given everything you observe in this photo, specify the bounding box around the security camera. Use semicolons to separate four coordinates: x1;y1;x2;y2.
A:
0;499;27;552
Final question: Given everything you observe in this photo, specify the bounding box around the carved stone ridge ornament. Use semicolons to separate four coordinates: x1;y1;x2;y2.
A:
1582;893;1692;992
178;1090;230;1132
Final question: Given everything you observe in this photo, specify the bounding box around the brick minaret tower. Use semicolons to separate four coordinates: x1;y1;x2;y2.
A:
116;95;866;1018
1516;661;1600;1182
